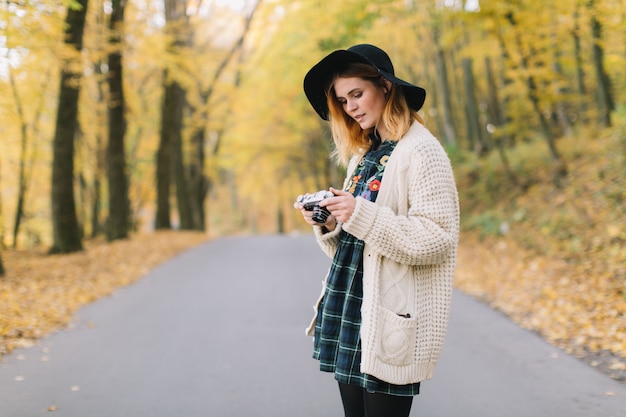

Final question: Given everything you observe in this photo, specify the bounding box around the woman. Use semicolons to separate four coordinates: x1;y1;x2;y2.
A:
295;44;459;417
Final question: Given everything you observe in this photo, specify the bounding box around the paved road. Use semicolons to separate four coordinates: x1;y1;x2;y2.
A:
1;235;625;417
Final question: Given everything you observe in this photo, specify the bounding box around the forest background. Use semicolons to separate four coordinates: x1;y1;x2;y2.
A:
1;0;625;382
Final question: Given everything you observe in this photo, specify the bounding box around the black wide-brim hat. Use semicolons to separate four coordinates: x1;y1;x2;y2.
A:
303;44;426;120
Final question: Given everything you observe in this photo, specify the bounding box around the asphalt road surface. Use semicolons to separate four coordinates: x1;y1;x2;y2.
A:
1;235;625;417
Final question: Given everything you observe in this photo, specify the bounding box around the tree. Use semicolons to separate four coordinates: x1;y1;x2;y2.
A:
572;2;589;123
505;10;563;164
484;56;521;187
2;1;52;248
155;1;262;231
186;1;262;231
477;1;568;181
462;57;487;154
155;0;186;230
50;0;89;253
8;67;35;248
89;63;107;238
106;0;130;241
588;0;614;127
432;24;457;147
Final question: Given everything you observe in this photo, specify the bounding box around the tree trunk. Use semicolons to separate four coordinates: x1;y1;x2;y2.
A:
91;63;106;238
588;0;614;127
552;58;573;138
462;58;487;155
9;65;48;248
491;24;519;148
155;0;188;230
106;0;129;241
92;175;103;237
572;3;588;123
155;71;174;230
276;205;285;234
484;57;520;187
50;0;89;254
484;56;505;132
8;68;29;248
171;91;193;230
0;250;4;277
433;31;457;147
155;77;187;230
189;129;208;230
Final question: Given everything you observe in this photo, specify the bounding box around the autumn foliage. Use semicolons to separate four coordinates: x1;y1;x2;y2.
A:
454;120;626;378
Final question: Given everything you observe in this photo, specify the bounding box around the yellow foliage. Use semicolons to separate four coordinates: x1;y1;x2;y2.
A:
455;121;626;360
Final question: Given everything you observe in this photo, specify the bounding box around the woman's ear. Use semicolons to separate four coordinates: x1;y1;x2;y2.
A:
381;78;392;94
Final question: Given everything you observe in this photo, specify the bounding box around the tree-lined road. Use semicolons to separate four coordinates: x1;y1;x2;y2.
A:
1;235;625;416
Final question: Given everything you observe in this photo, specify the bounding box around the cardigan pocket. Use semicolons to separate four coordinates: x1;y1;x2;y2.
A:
376;307;417;366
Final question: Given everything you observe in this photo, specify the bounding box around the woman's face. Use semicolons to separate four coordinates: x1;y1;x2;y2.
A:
333;76;390;138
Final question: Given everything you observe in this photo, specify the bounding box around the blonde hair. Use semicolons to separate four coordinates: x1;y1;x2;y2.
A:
326;62;423;166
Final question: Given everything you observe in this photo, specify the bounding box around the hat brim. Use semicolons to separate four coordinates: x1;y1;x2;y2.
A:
303;49;426;120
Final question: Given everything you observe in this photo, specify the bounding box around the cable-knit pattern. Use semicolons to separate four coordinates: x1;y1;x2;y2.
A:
308;121;459;385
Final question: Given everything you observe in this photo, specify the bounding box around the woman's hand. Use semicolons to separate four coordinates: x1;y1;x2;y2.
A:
320;188;356;223
294;199;338;231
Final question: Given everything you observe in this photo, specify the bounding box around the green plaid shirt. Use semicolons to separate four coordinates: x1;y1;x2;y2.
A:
313;139;420;396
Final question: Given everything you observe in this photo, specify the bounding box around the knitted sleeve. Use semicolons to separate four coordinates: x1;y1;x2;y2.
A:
342;136;459;266
313;224;342;259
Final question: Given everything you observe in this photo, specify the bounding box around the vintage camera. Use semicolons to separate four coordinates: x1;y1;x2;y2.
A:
296;190;334;223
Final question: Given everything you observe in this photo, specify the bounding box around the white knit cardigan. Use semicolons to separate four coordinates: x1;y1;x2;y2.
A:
306;121;460;385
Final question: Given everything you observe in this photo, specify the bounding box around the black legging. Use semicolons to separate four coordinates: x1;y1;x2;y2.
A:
338;382;414;417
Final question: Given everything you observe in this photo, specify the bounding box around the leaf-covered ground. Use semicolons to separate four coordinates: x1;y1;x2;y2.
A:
456;232;626;383
454;122;626;383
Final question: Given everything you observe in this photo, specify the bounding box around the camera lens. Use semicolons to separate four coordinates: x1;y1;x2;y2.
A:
312;206;330;223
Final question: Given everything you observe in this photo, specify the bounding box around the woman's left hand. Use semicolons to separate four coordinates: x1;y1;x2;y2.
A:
320;188;356;223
